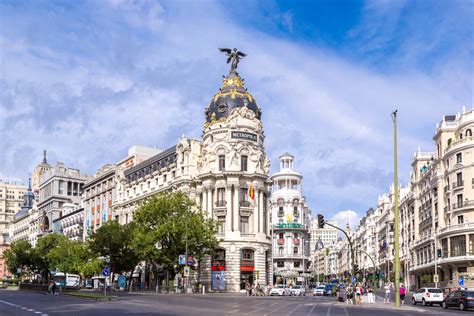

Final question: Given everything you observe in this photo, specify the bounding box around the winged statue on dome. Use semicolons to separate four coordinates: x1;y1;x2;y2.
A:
219;48;246;72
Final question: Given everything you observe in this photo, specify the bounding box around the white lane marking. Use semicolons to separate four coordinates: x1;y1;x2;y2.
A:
0;299;49;316
325;305;332;316
286;304;300;316
306;304;316;315
344;307;349;316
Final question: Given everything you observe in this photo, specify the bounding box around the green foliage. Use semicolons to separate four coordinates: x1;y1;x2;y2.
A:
132;191;220;271
46;238;89;275
3;240;34;275
89;220;139;274
33;233;68;277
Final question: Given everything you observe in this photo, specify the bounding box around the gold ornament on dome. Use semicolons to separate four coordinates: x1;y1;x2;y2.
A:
222;76;244;88
203;112;226;129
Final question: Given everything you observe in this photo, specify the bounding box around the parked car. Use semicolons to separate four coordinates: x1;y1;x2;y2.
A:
412;288;444;306
313;285;326;296
324;284;337;296
290;285;306;296
442;290;474;311
270;285;289;296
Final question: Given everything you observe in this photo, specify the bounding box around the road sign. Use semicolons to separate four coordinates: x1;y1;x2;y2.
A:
184;266;190;277
433;274;439;283
351;276;357;284
102;268;110;277
179;255;186;265
458;277;464;286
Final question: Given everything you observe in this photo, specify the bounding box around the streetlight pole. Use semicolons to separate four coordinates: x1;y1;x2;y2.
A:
434;234;438;288
392;110;401;308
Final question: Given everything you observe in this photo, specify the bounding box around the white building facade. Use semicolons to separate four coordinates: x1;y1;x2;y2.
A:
270;153;311;286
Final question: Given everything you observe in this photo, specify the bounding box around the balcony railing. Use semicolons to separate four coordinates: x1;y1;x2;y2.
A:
277;238;285;245
240;201;252;207
444;205;450;213
452;181;464;190
439;222;474;234
293;239;300;245
215;200;226;207
452;200;474;210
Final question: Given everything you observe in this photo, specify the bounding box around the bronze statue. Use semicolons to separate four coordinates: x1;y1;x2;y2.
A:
219;48;246;72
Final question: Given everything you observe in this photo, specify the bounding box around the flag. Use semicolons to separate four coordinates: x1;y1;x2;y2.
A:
248;184;255;200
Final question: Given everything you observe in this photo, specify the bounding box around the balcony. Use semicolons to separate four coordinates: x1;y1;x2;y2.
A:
444;185;450;193
277;238;285;245
278;211;284;217
419;217;432;227
215;200;226;207
452;180;464;190
452;200;474;211
439;222;474;236
273;253;303;259
293;239;300;245
240;201;252;207
444;205;450;213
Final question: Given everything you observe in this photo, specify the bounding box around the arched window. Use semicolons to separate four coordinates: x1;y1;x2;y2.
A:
448;138;453;146
293;247;298;254
466;129;472;137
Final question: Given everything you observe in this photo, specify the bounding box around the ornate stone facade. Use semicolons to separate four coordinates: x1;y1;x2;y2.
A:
113;67;272;292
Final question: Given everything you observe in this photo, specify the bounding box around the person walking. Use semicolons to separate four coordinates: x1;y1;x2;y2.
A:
400;284;406;306
346;285;352;304
384;282;392;304
367;286;374;303
51;281;57;295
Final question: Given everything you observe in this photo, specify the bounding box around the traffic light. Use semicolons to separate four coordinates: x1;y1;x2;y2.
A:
317;214;325;228
437;249;442;258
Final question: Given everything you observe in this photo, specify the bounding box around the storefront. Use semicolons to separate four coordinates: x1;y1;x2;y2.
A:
211;249;226;291
240;248;254;289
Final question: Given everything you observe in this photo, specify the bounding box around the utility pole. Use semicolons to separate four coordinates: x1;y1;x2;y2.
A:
392;110;401;308
434;234;438;288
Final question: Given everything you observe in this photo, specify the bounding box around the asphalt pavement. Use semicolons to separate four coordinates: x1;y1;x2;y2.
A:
0;289;471;316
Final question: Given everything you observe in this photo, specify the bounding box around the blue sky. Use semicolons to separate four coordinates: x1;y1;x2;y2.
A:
0;0;472;227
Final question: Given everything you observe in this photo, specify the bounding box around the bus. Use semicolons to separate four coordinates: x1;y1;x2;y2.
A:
52;273;80;289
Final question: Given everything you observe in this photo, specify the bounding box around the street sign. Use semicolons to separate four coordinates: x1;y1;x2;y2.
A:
102;268;110;277
433;274;439;283
458;277;464;286
179;255;186;265
184;266;190;277
351;276;357;284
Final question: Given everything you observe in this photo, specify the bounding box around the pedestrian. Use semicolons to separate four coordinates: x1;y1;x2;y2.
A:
367;286;374;303
400;284;406;306
245;281;250;296
384;282;391;303
355;284;362;305
51;281;57;295
346;286;352;304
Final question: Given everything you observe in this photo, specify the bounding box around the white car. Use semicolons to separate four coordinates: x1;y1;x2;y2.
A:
290;285;306;296
270;285;289;296
412;288;444;306
313;285;326;296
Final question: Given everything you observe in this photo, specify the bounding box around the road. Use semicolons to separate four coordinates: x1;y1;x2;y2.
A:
0;290;471;316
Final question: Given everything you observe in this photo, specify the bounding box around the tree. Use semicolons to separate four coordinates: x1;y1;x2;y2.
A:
33;233;68;282
47;239;89;275
89;220;139;278
3;240;34;277
132;191;220;276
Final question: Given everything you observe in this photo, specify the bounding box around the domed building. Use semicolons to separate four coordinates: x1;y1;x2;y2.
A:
114;51;272;292
270;153;311;286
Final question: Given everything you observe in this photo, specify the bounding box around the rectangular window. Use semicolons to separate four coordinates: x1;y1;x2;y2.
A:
240;217;249;234
458;215;464;224
216;188;226;206
218;217;225;234
457;153;462;163
451;235;466;256
293;261;300;268
218;155;225;171
241;155;248;171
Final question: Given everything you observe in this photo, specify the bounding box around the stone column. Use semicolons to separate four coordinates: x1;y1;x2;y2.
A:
202;189;208;218
226;185;232;232
448;237;451;258
253;193;259;233
259;189;264;233
207;188;213;220
233;185;240;232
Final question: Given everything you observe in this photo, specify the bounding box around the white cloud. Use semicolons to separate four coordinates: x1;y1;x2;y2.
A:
330;210;362;231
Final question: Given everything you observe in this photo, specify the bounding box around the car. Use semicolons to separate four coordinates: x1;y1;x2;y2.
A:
313;285;326;296
324;284;337;296
442;290;474;311
412;288;444;306
270;285;289;296
290;285;306;296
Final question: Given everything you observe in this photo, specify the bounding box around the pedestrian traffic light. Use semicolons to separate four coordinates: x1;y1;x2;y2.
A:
317;214;325;228
437;249;442;258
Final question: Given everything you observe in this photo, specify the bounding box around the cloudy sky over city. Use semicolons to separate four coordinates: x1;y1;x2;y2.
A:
1;0;472;227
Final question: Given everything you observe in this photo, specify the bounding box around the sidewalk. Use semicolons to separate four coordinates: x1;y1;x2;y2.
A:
334;294;425;313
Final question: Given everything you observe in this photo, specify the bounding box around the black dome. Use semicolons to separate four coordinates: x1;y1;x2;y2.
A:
205;72;261;124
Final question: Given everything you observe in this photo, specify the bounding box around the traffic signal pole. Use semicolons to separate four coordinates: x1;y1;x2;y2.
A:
322;221;356;279
392;110;401;308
